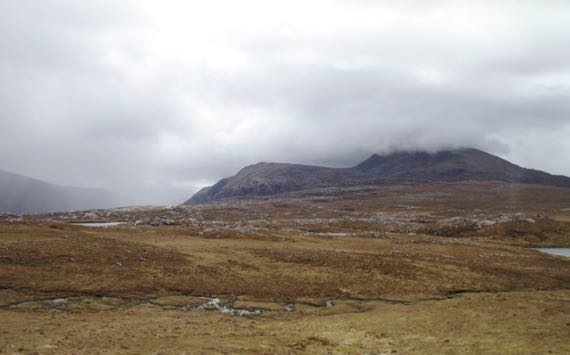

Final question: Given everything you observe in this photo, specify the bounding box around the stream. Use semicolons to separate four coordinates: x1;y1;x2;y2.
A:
0;293;341;316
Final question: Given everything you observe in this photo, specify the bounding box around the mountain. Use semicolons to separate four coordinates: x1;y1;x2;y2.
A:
187;163;370;204
183;148;570;205
0;169;119;214
351;149;570;186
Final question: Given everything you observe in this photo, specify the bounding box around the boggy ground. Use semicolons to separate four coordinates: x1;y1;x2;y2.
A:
1;182;570;353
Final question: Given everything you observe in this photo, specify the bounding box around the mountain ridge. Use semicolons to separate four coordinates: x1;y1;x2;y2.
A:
0;169;120;214
183;148;570;205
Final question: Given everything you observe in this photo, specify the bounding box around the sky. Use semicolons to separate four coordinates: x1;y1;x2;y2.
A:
1;0;569;205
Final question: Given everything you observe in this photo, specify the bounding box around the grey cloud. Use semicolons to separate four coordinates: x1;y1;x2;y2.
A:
0;0;569;205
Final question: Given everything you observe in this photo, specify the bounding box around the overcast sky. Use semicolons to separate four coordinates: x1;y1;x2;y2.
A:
1;0;569;204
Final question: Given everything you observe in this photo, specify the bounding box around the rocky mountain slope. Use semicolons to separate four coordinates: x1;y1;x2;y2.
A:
0;169;119;214
187;163;371;204
351;149;570;186
184;148;570;204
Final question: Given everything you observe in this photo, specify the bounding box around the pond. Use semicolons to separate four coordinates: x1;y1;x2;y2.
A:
536;248;570;257
71;222;127;228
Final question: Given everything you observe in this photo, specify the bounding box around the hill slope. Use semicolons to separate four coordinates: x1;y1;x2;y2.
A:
352;148;570;186
184;148;570;204
0;169;119;214
188;162;370;204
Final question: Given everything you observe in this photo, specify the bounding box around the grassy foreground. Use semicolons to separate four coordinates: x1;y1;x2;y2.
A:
1;182;570;353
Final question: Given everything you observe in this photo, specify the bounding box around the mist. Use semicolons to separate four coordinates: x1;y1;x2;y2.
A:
1;0;569;205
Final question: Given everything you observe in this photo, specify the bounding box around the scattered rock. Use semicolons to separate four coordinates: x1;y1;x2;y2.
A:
150;217;176;226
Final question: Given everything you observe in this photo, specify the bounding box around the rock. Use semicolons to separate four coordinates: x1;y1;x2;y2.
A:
150;217;176;226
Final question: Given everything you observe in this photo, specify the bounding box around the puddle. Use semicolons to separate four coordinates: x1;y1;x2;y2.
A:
318;232;350;237
283;303;295;312
71;222;127;228
536;248;570;257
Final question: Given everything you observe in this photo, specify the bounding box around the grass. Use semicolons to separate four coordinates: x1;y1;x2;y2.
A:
1;181;570;353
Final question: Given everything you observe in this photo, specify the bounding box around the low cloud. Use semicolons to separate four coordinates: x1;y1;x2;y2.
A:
1;0;569;204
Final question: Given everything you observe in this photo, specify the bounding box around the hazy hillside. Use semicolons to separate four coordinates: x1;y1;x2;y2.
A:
352;148;570;186
184;148;570;204
0;169;119;214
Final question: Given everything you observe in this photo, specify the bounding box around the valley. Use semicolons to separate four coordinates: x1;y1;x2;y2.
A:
1;182;570;353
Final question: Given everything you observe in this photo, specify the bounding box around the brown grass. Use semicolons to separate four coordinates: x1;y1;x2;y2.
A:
1;181;570;353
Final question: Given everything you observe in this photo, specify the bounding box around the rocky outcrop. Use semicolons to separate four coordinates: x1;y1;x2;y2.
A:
189;162;368;202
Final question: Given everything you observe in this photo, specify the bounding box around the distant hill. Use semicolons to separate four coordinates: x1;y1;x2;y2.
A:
351;149;570;186
187;163;370;204
184;148;570;204
0;169;119;214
